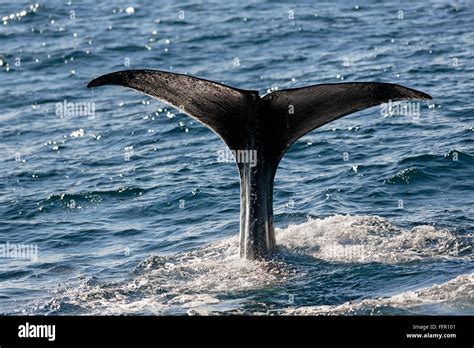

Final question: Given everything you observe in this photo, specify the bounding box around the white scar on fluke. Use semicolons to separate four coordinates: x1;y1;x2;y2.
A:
88;69;431;260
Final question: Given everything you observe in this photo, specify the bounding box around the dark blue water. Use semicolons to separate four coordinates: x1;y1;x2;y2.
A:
0;0;472;315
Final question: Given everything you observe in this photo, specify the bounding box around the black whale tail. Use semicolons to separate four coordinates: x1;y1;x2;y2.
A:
88;69;432;260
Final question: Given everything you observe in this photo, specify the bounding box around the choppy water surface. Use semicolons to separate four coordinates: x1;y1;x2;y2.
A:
0;0;472;315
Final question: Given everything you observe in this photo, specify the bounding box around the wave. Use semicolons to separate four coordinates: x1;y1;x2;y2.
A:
43;237;289;315
384;150;473;185
277;215;468;263
283;273;474;315
384;167;433;185
399;150;473;165
45;187;146;206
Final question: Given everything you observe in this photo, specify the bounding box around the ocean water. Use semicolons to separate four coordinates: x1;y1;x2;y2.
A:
0;0;473;315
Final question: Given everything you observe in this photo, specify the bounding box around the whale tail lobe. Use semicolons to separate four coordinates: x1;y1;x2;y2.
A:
87;70;259;151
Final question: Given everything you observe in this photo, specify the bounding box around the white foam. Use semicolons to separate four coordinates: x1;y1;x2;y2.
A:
43;215;470;314
283;273;474;315
47;237;290;314
277;214;465;263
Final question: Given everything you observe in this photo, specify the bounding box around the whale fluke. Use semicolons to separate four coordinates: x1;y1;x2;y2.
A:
262;82;432;161
87;70;259;150
88;69;432;260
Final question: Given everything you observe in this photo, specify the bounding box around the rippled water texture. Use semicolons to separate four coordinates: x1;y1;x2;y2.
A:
0;0;472;315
